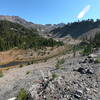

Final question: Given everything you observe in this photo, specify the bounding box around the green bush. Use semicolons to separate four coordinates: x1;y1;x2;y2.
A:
31;59;37;64
55;58;65;69
43;57;48;62
0;71;3;78
95;57;100;63
26;71;31;75
27;62;31;65
17;88;28;100
19;64;23;68
58;58;65;65
82;45;93;56
52;73;58;80
94;32;100;47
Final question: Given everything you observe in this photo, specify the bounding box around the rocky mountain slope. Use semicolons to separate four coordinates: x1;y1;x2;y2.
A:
0;49;100;100
79;28;100;40
50;19;100;39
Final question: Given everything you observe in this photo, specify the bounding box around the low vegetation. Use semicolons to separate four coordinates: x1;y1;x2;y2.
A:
26;71;31;75
93;32;100;47
76;32;100;56
55;58;65;69
17;88;28;100
0;71;3;78
52;73;58;80
82;44;93;56
95;56;100;63
19;64;24;68
31;59;37;64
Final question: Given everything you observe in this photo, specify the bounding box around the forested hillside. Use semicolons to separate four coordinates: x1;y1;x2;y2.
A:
0;21;63;51
50;19;100;38
93;32;100;47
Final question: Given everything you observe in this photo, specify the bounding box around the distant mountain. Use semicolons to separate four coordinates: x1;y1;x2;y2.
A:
0;15;43;28
0;15;65;36
50;19;100;39
45;23;65;27
54;23;65;27
0;15;47;34
0;16;29;25
2;15;100;40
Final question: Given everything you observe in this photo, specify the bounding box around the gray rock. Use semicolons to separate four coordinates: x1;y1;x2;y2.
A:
74;90;83;99
76;67;94;74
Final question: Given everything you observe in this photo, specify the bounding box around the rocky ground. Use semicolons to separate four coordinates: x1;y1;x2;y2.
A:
0;52;100;100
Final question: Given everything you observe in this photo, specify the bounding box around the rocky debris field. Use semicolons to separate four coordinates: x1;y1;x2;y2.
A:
0;54;100;100
28;56;100;100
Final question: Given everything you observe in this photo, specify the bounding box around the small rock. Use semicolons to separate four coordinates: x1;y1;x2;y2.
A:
88;54;97;58
76;67;94;74
77;67;87;74
87;69;94;74
86;88;90;92
74;90;83;98
8;97;16;100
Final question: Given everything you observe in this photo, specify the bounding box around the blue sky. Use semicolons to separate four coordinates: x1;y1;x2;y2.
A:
0;0;100;24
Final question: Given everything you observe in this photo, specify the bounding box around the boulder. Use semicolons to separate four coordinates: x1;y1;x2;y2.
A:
77;67;88;74
77;67;94;74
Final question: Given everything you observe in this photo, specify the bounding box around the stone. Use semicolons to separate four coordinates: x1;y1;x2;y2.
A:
77;67;94;74
74;90;83;98
87;69;94;74
77;67;87;74
8;97;16;100
88;54;97;58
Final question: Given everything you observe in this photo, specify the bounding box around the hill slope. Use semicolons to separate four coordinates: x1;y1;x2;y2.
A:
0;15;65;36
0;50;100;100
0;20;63;51
50;19;100;38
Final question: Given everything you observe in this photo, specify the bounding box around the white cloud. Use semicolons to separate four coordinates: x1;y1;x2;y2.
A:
77;5;91;19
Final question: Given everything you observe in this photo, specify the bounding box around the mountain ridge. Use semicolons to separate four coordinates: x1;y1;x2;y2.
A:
0;15;100;40
50;19;100;39
0;15;65;36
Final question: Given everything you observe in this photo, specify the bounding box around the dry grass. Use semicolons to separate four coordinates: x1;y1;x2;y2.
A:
0;48;25;65
0;45;72;70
